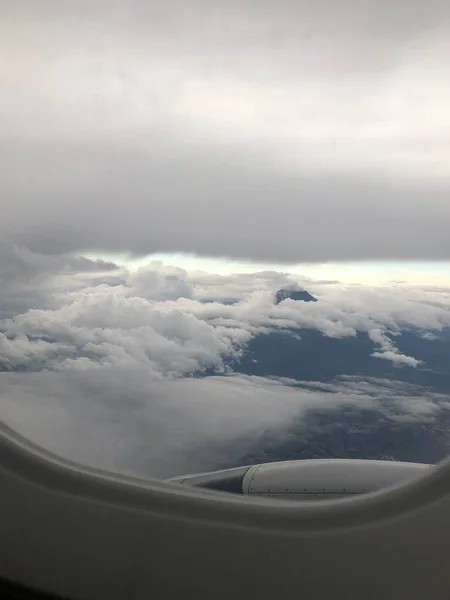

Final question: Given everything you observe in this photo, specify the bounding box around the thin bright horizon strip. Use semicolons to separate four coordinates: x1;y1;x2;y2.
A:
84;251;450;287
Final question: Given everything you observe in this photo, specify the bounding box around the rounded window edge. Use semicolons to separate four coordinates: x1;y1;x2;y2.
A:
2;420;450;534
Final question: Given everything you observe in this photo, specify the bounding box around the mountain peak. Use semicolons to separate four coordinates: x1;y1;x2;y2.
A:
275;289;318;304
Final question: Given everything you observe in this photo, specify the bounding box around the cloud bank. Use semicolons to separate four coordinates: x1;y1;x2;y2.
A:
3;250;450;374
1;246;450;476
2;370;448;479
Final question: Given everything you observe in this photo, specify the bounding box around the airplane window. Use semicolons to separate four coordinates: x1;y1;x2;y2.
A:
1;0;450;504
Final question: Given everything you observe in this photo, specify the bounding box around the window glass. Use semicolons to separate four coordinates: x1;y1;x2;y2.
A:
1;1;450;493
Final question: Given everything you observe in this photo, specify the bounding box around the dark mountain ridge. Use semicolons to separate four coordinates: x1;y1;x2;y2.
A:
275;288;318;304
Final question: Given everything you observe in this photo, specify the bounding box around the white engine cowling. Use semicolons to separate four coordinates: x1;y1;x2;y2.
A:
242;459;433;500
168;459;433;500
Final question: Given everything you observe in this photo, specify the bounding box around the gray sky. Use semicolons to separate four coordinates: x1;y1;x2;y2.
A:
2;0;450;261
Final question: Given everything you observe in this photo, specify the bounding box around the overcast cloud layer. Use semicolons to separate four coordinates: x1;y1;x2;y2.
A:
1;246;450;477
2;1;450;261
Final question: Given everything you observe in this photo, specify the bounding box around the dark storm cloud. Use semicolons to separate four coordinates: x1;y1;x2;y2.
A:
1;1;450;261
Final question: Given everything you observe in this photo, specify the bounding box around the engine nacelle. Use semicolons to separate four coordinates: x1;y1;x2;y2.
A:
168;459;433;500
